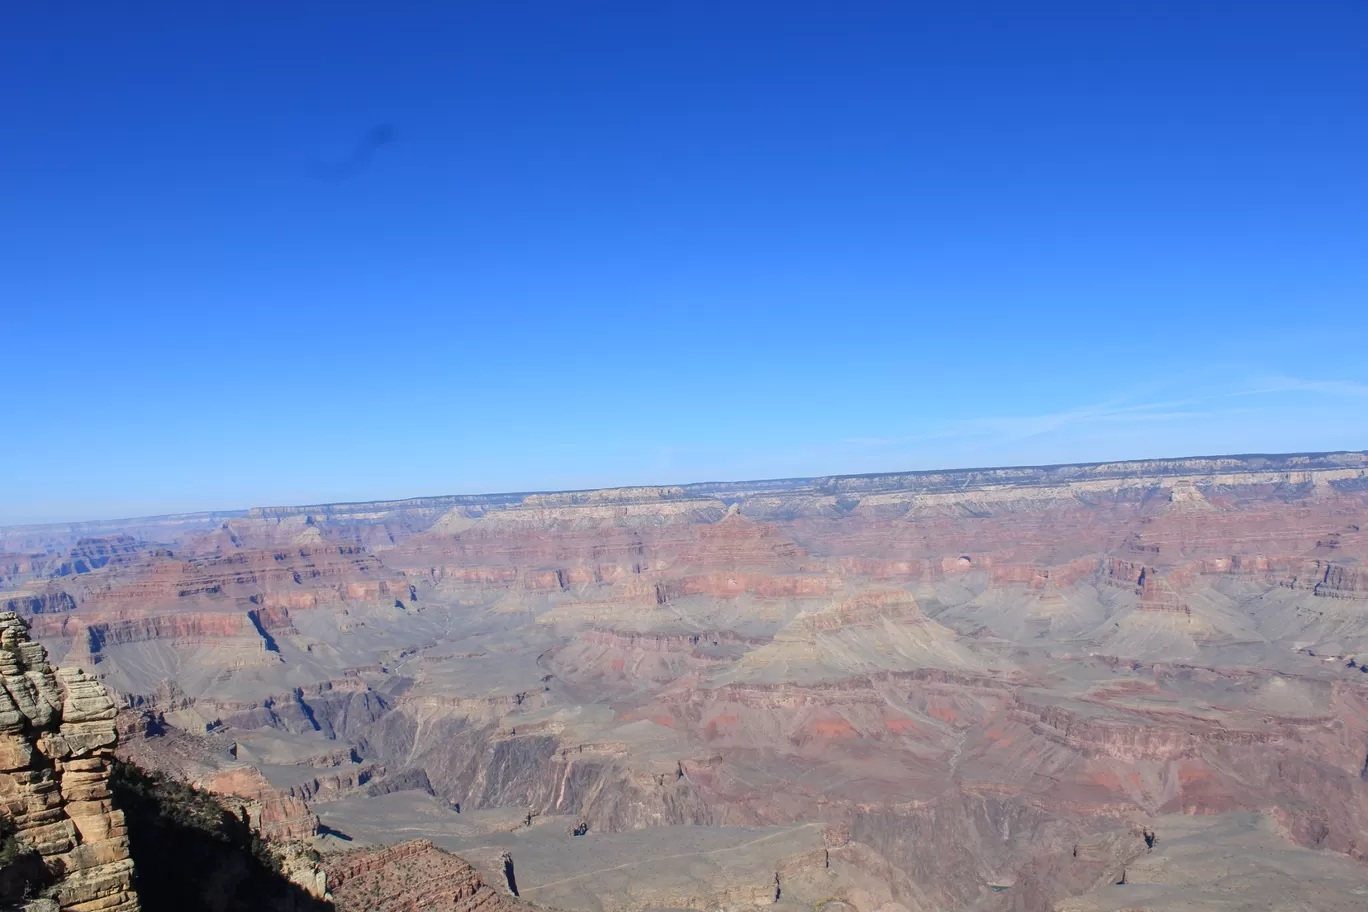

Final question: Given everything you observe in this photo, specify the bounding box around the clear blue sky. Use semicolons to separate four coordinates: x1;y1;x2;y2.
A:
3;2;1366;524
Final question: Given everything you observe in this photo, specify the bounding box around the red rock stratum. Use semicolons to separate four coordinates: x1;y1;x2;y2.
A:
4;451;1368;911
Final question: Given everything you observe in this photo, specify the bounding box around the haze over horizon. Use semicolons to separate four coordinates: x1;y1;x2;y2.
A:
2;445;1365;530
0;446;1365;529
4;1;1366;524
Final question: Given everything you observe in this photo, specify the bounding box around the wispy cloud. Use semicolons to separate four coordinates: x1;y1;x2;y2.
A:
835;376;1356;456
906;376;1368;448
936;396;1231;443
735;375;1366;483
1249;376;1368;397
836;396;1223;451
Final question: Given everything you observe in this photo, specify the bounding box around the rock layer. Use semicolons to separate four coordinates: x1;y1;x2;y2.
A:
322;839;530;912
0;612;139;912
4;451;1368;911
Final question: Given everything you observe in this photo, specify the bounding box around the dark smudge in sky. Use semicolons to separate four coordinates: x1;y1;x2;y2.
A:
308;124;398;181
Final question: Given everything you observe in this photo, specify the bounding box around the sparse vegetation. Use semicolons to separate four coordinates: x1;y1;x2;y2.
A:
0;811;54;907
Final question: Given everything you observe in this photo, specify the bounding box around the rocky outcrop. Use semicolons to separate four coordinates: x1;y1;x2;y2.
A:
48;538;146;579
0;612;139;911
195;767;319;842
1;590;77;616
322;839;530;912
106;759;329;912
1308;562;1368;599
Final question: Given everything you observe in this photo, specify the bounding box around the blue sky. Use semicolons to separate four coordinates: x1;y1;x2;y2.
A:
2;2;1366;524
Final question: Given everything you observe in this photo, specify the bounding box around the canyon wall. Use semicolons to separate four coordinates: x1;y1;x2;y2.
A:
3;451;1368;911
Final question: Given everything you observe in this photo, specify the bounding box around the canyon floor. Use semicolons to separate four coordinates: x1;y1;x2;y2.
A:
4;451;1368;911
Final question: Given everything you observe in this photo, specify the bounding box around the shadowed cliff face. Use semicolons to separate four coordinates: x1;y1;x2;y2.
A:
320;839;533;912
1;810;56;905
109;760;330;912
5;452;1368;911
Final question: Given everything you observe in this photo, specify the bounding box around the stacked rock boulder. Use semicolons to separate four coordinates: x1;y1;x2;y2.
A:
0;612;139;912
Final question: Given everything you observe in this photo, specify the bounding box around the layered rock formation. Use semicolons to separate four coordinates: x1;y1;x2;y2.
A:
4;451;1368;911
0;612;138;911
322;840;530;912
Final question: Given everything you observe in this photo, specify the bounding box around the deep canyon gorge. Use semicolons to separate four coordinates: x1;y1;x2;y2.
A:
4;451;1368;911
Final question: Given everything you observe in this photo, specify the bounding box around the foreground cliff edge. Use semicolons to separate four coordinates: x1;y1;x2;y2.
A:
0;612;138;911
2;612;533;912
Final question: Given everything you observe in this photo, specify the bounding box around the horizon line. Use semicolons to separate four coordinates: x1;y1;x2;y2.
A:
3;447;1364;532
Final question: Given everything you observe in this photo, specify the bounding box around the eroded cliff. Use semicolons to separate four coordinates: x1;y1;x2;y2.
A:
4;452;1368;911
0;612;138;912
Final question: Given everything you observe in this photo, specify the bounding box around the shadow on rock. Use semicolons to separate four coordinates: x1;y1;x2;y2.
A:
110;760;332;912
